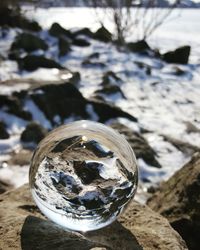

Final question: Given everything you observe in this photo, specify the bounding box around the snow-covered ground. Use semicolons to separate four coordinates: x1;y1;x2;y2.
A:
0;7;200;203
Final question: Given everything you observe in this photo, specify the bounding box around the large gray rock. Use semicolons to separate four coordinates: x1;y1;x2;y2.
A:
18;55;65;71
21;122;48;144
162;46;190;64
148;153;200;250
111;122;161;168
11;33;48;53
0;184;187;250
93;26;112;43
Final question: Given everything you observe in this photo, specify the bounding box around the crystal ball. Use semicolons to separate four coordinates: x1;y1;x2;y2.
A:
29;120;138;232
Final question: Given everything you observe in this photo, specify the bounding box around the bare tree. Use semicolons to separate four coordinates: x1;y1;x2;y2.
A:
90;0;180;45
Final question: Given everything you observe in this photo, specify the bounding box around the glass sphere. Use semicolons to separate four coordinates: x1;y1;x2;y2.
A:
29;120;138;232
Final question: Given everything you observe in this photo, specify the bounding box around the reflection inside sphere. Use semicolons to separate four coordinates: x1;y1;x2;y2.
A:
29;120;138;231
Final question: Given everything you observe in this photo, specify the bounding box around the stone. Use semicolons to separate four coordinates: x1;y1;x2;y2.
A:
30;82;87;124
73;27;94;38
0;7;41;31
21;122;48;144
82;59;106;68
49;23;73;39
162;46;190;64
0;121;9;139
93;26;112;43
0;95;32;120
0;180;13;194
88;99;138;123
88;52;100;59
58;37;71;56
127;40;150;53
73;38;90;47
134;61;151;75
94;85;126;99
0;184;187;250
110;122;161;168
148;152;200;250
30;82;137;124
68;72;81;85
18;55;64;71
162;134;199;156
10;33;48;53
185;122;200;134
101;71;122;87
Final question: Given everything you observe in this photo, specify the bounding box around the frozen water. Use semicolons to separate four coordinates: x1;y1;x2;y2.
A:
29;120;138;231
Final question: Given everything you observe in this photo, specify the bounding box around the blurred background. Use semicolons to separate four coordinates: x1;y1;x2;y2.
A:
0;0;200;202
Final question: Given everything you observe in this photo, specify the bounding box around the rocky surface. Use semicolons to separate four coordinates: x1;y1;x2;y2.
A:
0;121;9;139
93;26;112;43
0;7;41;31
127;40;150;53
49;22;73;39
29;81;137;124
0;94;32;120
161;134;200;156
162;46;191;64
11;33;48;53
18;55;65;71
111;122;161;168
0;180;13;194
0;184;187;250
148;152;200;250
94;85;126;99
21;122;48;144
58;37;71;56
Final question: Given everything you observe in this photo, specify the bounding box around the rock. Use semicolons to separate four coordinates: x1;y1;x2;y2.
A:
0;7;41;31
88;100;138;123
49;23;73;39
73;38;90;47
82;59;106;68
88;52;100;59
101;71;122;87
58;37;71;56
0;180;13;194
185;122;200;134
21;122;48;144
31;82;88;124
110;122;161;168
0;121;9;139
94;85;126;99
68;71;81;85
0;95;32;120
162;46;190;64
18;55;64;71
10;33;48;53
73;27;94;38
172;66;188;76
28;82;137;124
0;184;187;250
127;40;150;53
8;50;21;61
134;61;151;75
162;134;199;156
147;152;200;250
93;26;112;43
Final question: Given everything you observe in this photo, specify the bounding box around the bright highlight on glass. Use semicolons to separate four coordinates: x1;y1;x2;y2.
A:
29;120;138;231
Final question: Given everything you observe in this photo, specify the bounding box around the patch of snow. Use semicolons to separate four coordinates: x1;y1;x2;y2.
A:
0;164;29;187
25;99;52;129
0;111;27;134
